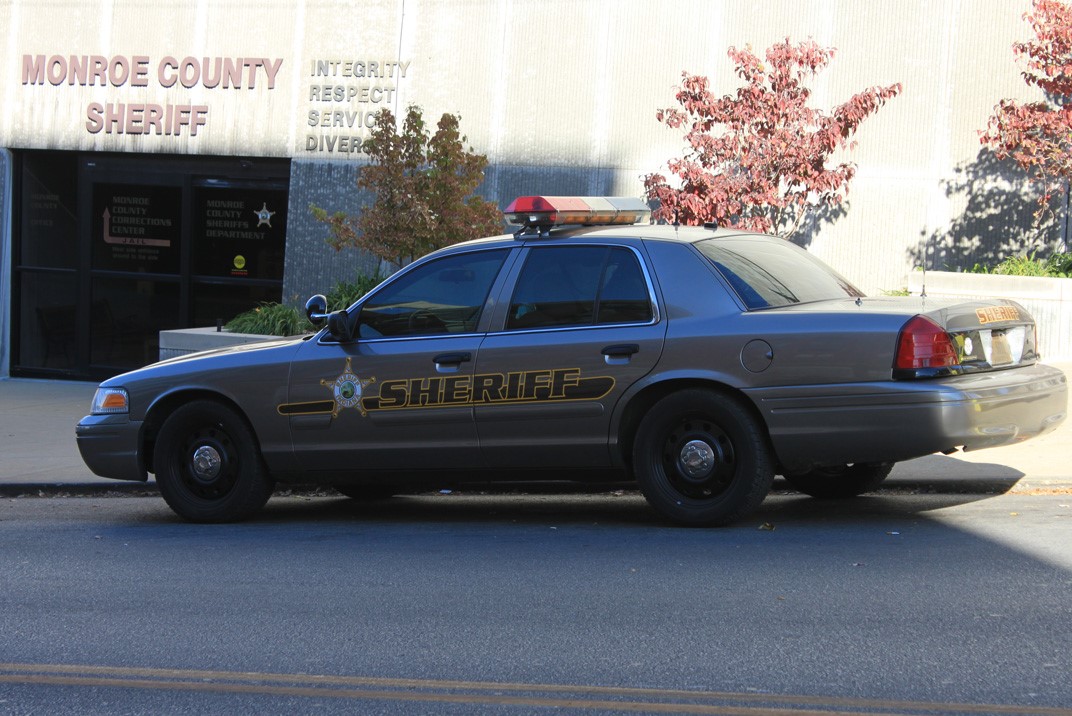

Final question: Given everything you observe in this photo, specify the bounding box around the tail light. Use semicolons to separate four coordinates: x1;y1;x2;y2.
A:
893;315;959;379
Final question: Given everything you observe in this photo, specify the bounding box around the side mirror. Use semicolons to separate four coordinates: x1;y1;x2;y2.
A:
305;294;329;326
326;310;352;341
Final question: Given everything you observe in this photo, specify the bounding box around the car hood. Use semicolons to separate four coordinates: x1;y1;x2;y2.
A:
100;335;309;388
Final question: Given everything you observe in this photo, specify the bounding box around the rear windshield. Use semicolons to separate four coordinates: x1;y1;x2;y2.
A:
695;237;863;309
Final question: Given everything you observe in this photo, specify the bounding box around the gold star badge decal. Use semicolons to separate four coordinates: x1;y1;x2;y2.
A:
320;357;375;417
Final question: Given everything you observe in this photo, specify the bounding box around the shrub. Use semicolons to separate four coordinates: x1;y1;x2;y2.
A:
225;273;388;336
970;252;1072;278
225;302;307;336
326;272;386;311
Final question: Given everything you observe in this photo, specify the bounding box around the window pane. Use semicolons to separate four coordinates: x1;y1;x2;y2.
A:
92;183;182;274
90;278;181;370
596;248;652;324
19;152;78;269
192;282;285;328
19;271;78;370
192;185;287;280
358;249;508;338
507;246;608;329
695;237;863;309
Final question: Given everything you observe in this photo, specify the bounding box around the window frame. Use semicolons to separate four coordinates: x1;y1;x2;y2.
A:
316;246;516;345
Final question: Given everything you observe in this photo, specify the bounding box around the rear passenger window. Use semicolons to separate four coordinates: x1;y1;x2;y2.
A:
507;246;652;330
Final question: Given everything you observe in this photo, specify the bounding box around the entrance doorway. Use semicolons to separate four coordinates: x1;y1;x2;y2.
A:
13;150;290;381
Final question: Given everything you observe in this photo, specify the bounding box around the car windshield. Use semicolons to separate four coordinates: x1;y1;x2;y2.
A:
695;237;864;309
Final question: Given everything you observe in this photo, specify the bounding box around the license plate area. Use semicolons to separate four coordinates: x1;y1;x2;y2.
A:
957;326;1028;368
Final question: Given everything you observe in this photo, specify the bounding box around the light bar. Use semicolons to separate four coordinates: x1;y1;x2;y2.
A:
504;196;651;228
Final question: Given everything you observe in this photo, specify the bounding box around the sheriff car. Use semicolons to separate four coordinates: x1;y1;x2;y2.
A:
76;196;1069;526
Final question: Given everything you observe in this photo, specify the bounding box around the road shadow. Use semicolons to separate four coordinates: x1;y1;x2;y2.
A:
248;484;1015;530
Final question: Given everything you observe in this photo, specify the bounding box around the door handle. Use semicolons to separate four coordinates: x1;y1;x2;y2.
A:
433;352;472;366
601;344;639;358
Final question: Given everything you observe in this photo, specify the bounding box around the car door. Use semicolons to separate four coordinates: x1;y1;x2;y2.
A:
474;243;666;468
284;247;513;475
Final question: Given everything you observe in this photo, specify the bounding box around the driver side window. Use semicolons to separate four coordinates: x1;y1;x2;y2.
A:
357;249;509;339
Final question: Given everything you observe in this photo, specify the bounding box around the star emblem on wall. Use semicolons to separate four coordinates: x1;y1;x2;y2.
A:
254;202;276;227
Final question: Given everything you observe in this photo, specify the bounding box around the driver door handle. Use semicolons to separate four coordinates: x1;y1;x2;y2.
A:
433;352;472;366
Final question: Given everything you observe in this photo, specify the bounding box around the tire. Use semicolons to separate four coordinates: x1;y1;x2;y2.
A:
153;400;274;523
632;389;774;526
333;485;396;500
783;462;894;499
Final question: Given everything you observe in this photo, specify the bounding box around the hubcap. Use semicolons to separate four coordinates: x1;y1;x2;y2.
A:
679;439;715;479
191;445;223;481
660;418;736;499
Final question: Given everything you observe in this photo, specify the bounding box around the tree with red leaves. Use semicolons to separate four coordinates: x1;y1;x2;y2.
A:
312;106;501;267
982;0;1072;223
644;39;901;238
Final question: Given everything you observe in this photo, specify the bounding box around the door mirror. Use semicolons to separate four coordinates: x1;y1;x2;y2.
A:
326;310;353;342
305;294;329;326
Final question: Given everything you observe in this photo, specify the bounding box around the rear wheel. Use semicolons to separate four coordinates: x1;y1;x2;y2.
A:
153;400;274;522
783;462;894;498
632;389;773;526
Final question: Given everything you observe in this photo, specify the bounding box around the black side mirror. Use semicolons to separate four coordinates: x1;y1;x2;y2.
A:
326;310;352;341
305;294;329;326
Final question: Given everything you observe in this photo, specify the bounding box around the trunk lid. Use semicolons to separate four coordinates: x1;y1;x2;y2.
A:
918;298;1038;371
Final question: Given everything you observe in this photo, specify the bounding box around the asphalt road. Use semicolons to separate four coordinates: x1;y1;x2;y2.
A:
1;490;1070;715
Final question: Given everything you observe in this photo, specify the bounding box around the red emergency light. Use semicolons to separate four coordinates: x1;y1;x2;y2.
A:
504;196;651;228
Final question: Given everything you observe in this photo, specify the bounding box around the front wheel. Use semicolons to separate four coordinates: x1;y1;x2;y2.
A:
783;462;894;499
153;400;274;522
632;389;774;526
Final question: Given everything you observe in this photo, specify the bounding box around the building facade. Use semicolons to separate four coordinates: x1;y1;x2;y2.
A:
0;0;1063;380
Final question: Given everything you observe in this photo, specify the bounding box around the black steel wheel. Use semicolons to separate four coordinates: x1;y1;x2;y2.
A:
632;389;773;526
783;462;894;499
153;400;274;522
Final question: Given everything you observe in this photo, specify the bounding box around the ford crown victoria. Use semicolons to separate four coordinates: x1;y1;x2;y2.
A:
76;196;1069;526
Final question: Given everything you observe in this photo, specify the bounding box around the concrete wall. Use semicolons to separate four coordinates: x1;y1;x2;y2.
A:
907;272;1072;360
2;0;1068;300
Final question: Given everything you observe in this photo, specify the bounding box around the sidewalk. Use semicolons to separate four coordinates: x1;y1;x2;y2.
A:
0;366;1069;495
0;378;155;494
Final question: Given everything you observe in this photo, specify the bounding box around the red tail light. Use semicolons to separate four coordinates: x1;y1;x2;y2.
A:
894;315;958;376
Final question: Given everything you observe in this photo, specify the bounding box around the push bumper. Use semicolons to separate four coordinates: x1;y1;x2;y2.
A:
747;363;1068;473
75;414;148;482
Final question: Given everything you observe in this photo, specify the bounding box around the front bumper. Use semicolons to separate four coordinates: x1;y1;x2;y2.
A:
75;414;147;482
746;363;1068;473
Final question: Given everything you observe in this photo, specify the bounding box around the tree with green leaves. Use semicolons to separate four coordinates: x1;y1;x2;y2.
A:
311;106;502;267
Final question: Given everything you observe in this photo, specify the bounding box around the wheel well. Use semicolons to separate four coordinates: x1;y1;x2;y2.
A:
616;379;772;468
141;390;254;475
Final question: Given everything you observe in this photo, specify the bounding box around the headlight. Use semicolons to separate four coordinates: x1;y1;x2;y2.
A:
91;387;129;415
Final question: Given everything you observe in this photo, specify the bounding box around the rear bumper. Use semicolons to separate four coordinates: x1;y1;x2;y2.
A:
75;414;148;482
745;364;1068;473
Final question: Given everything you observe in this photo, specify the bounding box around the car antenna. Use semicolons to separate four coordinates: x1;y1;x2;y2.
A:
921;236;929;299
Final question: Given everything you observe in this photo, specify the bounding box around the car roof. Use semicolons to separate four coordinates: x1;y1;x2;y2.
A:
444;223;772;253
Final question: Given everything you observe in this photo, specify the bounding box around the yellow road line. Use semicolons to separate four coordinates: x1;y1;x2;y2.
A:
0;663;1068;716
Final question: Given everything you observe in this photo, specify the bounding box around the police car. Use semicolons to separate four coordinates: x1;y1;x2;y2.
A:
76;196;1069;526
